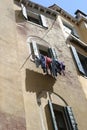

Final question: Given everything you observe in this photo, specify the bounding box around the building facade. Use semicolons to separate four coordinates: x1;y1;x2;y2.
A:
0;0;87;130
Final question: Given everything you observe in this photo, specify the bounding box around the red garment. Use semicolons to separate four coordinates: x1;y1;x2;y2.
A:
45;56;52;68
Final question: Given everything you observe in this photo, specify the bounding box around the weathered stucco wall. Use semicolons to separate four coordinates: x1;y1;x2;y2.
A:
15;3;87;130
0;0;26;129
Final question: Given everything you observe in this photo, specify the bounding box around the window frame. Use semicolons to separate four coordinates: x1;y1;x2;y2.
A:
70;45;87;77
29;41;58;61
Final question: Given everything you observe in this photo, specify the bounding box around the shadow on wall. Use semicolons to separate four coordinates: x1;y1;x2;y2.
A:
14;0;25;23
15;10;26;23
25;69;56;93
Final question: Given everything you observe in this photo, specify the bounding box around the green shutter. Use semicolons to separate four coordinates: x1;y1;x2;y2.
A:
31;41;40;67
31;41;40;58
48;100;58;130
70;45;85;75
65;106;78;130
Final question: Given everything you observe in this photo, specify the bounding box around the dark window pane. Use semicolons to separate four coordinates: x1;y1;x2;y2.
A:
39;49;49;56
28;16;41;25
54;110;67;130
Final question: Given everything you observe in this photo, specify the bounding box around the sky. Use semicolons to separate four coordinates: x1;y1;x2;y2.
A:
31;0;87;16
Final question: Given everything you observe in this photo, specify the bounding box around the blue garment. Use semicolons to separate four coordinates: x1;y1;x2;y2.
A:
51;59;58;77
55;60;65;75
51;60;65;77
40;55;46;68
40;55;48;73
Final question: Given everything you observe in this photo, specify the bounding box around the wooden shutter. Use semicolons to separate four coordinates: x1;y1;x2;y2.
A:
40;15;48;28
21;3;28;19
64;106;78;130
31;40;40;58
48;100;58;130
70;45;85;75
31;41;40;67
48;48;58;60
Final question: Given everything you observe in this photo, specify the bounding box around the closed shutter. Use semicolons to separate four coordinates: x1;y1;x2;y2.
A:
64;106;78;130
48;48;58;60
48;100;58;130
70;45;85;75
40;15;48;28
21;3;28;19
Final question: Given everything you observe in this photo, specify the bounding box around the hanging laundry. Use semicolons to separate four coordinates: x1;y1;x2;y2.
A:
45;56;52;74
55;60;65;76
40;54;47;73
60;62;65;75
45;56;52;68
34;54;65;77
50;59;57;77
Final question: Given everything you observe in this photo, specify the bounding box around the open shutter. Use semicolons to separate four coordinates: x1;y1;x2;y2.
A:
48;100;58;130
40;15;48;28
70;45;85;75
21;3;28;19
64;106;78;130
48;48;58;60
31;41;40;58
31;41;40;67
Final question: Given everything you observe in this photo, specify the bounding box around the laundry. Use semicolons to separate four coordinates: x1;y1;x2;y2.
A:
51;59;58;77
55;60;65;76
40;54;47;73
34;54;65;77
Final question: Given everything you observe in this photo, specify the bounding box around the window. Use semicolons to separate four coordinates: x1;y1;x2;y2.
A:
48;100;78;130
21;3;48;28
63;22;79;39
70;45;87;77
29;40;66;77
29;40;64;77
27;11;41;25
30;40;58;61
